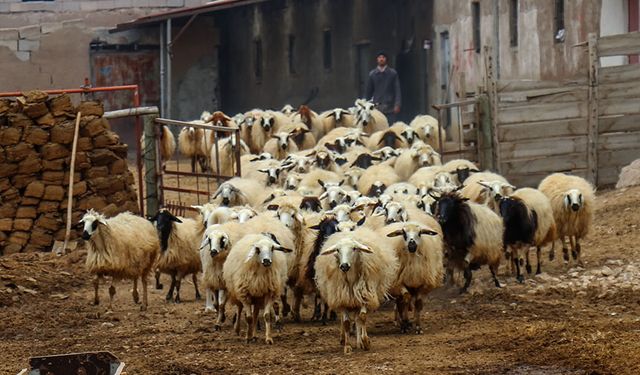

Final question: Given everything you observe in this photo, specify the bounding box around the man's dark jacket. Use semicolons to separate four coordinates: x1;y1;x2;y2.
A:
365;67;401;114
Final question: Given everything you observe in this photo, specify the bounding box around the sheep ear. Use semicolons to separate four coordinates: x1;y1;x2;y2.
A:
171;216;183;223
309;224;321;230
386;229;405;238
507;184;517;190
318;191;328;200
419;228;438;236
476;181;491;189
148;213;158;223
262;194;275;204
263;232;280;245
97;217;107;225
320;246;338;256
469;168;480;173
274;245;293;253
258;169;269;173
356;216;366;226
266;204;279;211
191;205;204;213
353;241;373;253
244;247;258;263
317;179;325;188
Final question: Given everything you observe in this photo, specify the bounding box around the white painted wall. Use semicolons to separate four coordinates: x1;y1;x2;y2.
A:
600;0;629;66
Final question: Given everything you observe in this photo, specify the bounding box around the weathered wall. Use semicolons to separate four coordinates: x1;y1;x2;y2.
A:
431;0;601;103
215;0;433;120
0;1;210;93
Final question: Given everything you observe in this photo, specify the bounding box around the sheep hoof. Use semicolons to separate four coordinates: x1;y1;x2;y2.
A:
265;337;274;345
213;324;222;331
174;296;181;304
204;306;215;314
562;248;570;262
459;287;468;294
195;293;202;301
93;299;99;306
548;251;555;261
165;294;173;302
330;311;337;321
571;250;578;260
525;264;532;275
344;345;352;354
361;336;371;350
132;291;140;304
140;305;147;312
155;283;163;290
415;326;423;335
516;275;524;284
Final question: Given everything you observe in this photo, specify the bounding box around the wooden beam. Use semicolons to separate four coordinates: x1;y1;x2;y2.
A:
501;153;588;175
497;101;587;125
599;64;640;83
499;118;587;142
500;136;588;160
597;31;640;57
103;106;159;119
586;33;599;185
598;113;640;134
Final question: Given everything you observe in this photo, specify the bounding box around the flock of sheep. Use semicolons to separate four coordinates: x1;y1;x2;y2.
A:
81;99;595;354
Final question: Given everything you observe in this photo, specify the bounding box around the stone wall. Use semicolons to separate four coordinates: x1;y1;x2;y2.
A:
0;92;139;255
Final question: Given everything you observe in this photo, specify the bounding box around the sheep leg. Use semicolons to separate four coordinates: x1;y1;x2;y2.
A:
205;288;215;313
140;274;149;311
154;269;163;290
292;288;303;322
234;303;243;336
264;299;274;345
490;264;502;288
93;275;101;306
280;288;291;317
570;235;580;264
561;236;570;264
342;311;352;354
174;274;183;303
549;240;556;261
460;266;473;293
244;303;254;343
214;290;227;331
192;274;201;301
191;156;196;173
414;298;424;334
312;294;322;321
574;238;584;267
357;306;370;350
513;248;524;283
525;247;532;275
108;281;116;311
536;246;542;275
132;278;140;304
165;272;177;302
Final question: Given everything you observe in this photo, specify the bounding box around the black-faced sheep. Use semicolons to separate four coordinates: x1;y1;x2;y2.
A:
433;191;503;293
499;188;557;281
357;164;401;197
149;210;203;303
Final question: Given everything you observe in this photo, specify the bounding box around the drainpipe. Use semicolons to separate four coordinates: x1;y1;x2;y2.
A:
160;23;166;118
493;0;500;79
166;18;172;119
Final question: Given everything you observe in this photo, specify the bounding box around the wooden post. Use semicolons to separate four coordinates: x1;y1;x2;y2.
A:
144;115;159;217
478;94;494;171
484;45;502;173
586;32;599;185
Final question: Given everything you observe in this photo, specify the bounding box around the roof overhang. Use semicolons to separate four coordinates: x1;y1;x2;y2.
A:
110;0;268;33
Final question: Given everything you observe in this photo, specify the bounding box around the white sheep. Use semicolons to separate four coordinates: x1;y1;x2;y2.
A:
81;209;160;311
263;131;299;160
320;108;356;132
354;99;389;134
385;222;444;334
223;233;293;344
178;125;206;172
211;177;262;207
149;210;204;303
208;134;250;178
460;171;515;212
499;188;557;281
409;114;447;150
357;164;401;197
538;173;595;267
314;226;399;353
395;142;440;181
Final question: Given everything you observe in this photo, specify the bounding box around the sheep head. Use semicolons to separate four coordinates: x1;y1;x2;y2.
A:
564;189;583;212
320;238;373;273
386;223;438;253
245;234;293;267
200;229;231;257
148;210;183;252
80;209;107;240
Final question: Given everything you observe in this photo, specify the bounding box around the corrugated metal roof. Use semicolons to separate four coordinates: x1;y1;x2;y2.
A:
110;0;267;32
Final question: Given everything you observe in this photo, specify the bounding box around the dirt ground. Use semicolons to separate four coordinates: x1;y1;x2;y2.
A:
1;186;640;374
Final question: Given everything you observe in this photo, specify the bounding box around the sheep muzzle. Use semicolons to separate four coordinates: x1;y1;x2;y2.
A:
340;263;351;272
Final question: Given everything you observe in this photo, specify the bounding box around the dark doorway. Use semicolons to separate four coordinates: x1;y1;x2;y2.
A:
355;43;371;98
